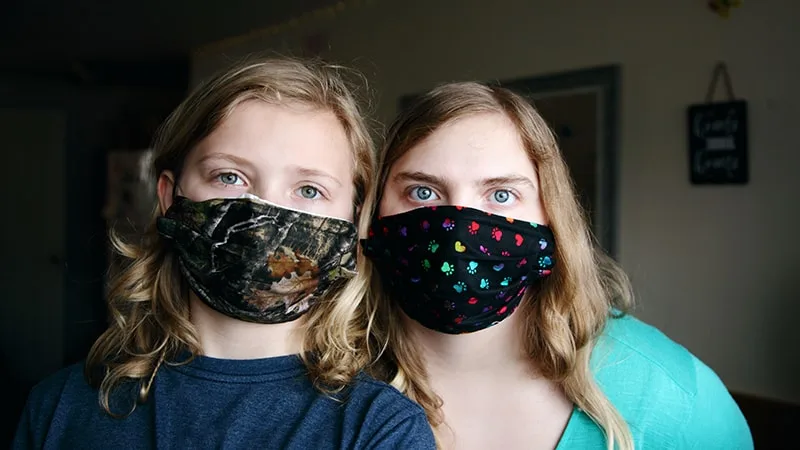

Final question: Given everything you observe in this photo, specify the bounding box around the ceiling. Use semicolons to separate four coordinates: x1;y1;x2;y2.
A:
0;0;337;72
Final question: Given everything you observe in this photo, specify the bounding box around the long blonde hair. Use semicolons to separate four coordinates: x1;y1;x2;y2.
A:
86;56;378;414
361;82;634;449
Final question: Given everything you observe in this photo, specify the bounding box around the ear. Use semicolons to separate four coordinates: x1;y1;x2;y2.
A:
157;171;176;215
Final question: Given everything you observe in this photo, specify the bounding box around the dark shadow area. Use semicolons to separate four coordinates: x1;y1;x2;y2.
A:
734;393;800;449
0;57;188;446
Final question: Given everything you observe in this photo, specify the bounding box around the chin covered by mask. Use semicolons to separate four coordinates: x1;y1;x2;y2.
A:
362;205;556;334
157;194;358;324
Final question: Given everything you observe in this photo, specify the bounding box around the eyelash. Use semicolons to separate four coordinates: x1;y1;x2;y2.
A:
405;185;520;204
295;184;328;201
407;185;440;203
488;188;520;205
214;171;247;187
211;170;329;200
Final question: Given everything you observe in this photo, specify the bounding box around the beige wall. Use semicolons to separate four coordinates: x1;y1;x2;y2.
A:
192;0;800;403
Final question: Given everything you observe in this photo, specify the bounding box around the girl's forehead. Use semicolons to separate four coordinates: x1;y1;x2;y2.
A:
387;114;535;185
189;101;353;178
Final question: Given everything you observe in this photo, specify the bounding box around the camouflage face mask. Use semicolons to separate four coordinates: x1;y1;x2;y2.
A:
156;195;358;324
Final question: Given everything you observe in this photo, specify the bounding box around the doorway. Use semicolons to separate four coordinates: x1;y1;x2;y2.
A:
530;90;600;233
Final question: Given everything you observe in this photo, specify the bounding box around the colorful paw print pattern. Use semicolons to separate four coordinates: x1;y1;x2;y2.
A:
362;205;556;334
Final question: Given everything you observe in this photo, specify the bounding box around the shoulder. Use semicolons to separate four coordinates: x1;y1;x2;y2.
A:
594;313;696;389
590;314;753;448
24;362;90;417
348;373;430;424
680;357;753;448
13;362;95;448
344;374;436;449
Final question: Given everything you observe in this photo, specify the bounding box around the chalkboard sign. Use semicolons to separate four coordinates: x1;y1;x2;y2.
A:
687;101;748;184
688;63;748;185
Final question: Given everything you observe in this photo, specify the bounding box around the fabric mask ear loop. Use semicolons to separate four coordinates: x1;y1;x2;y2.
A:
172;173;185;198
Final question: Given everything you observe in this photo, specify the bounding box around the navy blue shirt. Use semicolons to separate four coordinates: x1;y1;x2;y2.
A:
13;354;435;449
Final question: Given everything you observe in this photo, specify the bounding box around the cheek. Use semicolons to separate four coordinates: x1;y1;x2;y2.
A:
516;195;548;225
378;189;407;217
536;197;549;225
319;184;357;222
174;172;217;202
329;197;355;222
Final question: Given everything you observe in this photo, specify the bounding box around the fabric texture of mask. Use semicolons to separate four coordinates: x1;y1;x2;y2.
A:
362;205;556;334
157;195;358;324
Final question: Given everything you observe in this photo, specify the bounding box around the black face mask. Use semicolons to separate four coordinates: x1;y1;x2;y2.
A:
362;205;556;334
157;195;358;324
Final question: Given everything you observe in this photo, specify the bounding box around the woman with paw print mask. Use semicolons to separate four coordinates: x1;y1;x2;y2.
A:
361;82;752;450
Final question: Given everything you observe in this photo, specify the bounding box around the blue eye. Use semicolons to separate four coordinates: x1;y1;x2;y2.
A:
491;190;514;204
218;173;244;186
298;185;321;200
410;186;438;202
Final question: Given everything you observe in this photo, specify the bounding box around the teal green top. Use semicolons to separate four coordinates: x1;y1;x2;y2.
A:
556;314;753;449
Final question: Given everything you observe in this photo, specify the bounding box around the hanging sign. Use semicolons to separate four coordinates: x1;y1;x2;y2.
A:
687;62;748;185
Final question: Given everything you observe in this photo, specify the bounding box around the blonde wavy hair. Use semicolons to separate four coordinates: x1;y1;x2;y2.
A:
361;82;635;450
86;56;378;415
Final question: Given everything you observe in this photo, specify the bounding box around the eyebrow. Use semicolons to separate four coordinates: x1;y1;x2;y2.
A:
290;165;343;187
392;170;449;188
197;152;256;171
196;154;342;186
480;175;537;190
393;170;536;191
